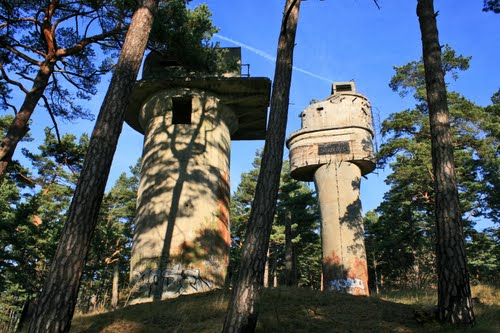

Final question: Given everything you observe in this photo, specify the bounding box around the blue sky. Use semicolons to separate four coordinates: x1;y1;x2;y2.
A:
18;1;499;224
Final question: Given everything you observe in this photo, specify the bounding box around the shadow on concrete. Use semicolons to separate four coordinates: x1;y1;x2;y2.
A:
129;92;231;301
322;174;369;295
339;177;365;253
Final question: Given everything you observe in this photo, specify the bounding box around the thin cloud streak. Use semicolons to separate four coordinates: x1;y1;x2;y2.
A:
215;34;333;84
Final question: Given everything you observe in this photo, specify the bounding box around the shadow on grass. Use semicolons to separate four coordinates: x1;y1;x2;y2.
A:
71;287;500;333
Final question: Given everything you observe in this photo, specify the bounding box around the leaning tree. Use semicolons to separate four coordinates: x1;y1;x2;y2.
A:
27;1;159;332
222;0;302;332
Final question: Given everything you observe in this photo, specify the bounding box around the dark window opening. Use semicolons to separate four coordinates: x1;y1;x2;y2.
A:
172;97;192;124
335;84;353;93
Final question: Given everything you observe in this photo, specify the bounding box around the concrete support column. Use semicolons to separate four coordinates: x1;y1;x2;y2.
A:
314;162;369;295
130;88;237;302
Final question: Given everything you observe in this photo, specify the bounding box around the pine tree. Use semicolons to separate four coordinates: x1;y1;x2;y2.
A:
28;1;159;331
223;1;301;330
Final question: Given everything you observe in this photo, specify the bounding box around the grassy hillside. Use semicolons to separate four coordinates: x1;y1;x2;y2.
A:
71;285;500;333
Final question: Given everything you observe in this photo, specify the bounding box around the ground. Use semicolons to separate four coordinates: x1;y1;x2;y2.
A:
71;285;500;333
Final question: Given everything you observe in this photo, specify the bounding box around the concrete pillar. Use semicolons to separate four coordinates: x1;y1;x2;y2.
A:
314;162;368;295
129;89;237;302
124;48;271;303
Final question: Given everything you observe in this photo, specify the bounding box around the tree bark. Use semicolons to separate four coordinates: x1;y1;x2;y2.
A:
263;248;270;288
273;256;278;288
0;64;53;180
27;1;158;332
221;0;301;332
417;0;475;326
284;210;297;286
111;262;119;310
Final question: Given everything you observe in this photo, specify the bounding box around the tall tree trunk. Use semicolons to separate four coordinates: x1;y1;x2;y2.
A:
284;210;297;286
263;248;270;288
111;262;119;310
17;298;37;332
373;258;380;296
222;0;301;332
273;256;278;288
0;64;53;180
417;0;475;326
28;1;158;332
291;246;298;286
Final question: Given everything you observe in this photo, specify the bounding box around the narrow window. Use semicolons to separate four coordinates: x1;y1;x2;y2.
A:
172;97;192;124
335;84;353;93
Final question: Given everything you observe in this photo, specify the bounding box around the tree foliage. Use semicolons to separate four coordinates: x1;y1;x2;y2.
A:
367;46;499;292
230;151;321;290
0;0;224;179
483;0;500;13
0;128;88;330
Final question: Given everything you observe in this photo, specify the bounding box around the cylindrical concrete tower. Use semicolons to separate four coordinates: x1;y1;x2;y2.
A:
125;49;271;302
286;82;375;295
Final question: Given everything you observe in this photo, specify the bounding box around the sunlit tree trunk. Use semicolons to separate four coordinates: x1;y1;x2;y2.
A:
28;1;159;332
111;262;119;310
0;64;53;180
222;0;301;332
417;0;475;326
264;248;270;288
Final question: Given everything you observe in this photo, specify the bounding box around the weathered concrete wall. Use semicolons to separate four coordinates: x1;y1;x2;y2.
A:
130;89;237;302
314;162;368;295
286;82;374;295
124;48;271;303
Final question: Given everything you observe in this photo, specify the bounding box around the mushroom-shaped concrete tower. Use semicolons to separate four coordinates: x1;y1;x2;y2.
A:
286;82;375;295
125;48;271;302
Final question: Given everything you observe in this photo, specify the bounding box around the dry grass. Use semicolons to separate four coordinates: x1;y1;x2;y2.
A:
71;285;500;333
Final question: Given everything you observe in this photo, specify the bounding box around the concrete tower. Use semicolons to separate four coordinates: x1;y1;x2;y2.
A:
286;82;375;295
125;48;271;302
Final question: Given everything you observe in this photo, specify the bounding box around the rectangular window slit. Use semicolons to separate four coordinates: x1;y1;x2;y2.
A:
172;97;192;124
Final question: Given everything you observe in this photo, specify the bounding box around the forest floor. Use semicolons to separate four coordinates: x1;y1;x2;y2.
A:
71;285;500;333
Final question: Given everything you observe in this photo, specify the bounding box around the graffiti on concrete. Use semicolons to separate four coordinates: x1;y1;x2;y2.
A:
329;277;365;292
133;264;213;297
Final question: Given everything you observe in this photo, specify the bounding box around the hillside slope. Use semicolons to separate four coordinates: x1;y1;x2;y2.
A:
71;287;500;333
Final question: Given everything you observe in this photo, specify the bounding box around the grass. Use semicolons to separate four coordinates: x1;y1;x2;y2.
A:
71;285;500;333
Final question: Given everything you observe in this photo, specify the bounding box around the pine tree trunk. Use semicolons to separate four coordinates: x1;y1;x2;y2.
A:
27;1;158;332
417;0;475;326
272;255;278;288
0;64;53;180
264;248;270;288
17;298;37;332
284;210;297;286
111;262;119;310
373;259;380;296
291;246;298;286
221;1;301;332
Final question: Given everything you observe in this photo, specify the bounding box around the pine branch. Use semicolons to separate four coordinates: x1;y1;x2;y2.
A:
0;63;29;94
0;15;40;27
56;27;125;58
1;94;17;114
52;9;97;31
10;42;48;58
15;72;35;82
83;17;98;39
40;94;62;146
3;45;43;66
56;69;93;95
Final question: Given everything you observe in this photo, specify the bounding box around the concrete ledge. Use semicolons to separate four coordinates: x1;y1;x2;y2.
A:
125;77;271;140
